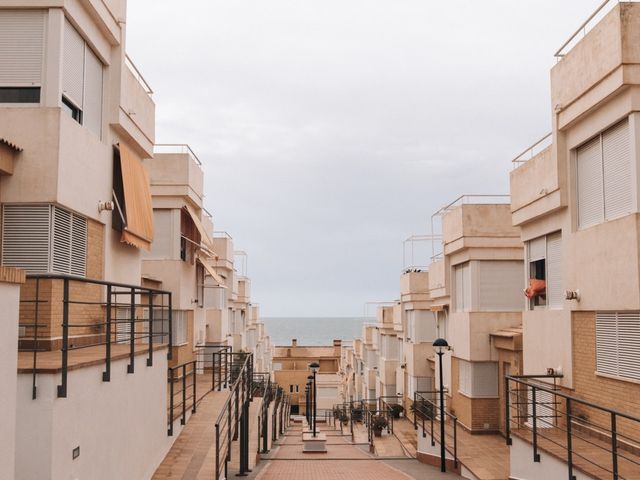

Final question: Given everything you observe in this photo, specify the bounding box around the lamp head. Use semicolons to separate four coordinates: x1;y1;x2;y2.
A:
307;375;314;381
308;361;320;373
432;338;449;354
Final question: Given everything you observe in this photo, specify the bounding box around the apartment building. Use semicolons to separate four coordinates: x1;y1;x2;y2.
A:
507;2;640;478
0;2;273;479
273;339;342;415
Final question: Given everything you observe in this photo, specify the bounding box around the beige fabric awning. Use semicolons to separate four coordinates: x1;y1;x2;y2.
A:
184;204;217;258
119;143;154;250
198;257;227;287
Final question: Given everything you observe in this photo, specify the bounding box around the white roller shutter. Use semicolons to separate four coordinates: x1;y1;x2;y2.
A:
597;312;640;380
577;136;604;229
454;264;464;311
471;362;499;398
596;312;618;376
603;119;632;221
1;204;50;273
546;232;563;309
458;359;471;396
528;236;546;262
478;260;523;311
52;206;72;273
0;10;45;86
63;19;85;108
83;47;103;136
115;308;132;344
463;263;471;311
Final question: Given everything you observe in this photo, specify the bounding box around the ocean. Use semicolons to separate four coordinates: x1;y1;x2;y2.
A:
262;317;367;346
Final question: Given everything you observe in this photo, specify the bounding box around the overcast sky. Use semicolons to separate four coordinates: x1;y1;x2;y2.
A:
126;0;603;317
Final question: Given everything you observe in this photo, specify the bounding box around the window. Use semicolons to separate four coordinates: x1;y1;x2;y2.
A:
62;19;103;135
289;384;299;393
196;263;204;308
576;118;633;229
526;232;562;310
0;10;44;104
180;208;199;263
454;262;471;312
458;360;498;398
477;261;523;311
318;387;337;398
1;204;87;275
407;310;436;343
171;310;188;346
596;312;640;381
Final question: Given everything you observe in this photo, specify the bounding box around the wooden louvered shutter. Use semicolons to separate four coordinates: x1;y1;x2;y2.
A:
1;204;50;273
62;19;85;108
603;119;633;221
577;135;604;229
546;232;563;309
83;47;103;136
0;10;45;86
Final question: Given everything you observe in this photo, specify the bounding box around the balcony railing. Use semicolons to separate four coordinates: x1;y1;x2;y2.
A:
125;54;153;96
19;274;172;399
511;132;552;170
505;375;640;479
154;143;202;166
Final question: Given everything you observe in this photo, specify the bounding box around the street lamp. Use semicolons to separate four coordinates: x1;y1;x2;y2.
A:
305;384;310;425
306;376;314;430
308;361;320;437
433;338;449;473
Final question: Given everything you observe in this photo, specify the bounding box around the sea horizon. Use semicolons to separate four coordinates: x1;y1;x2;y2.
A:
262;316;368;347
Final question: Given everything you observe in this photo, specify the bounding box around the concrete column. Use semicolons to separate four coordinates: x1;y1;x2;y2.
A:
0;267;26;480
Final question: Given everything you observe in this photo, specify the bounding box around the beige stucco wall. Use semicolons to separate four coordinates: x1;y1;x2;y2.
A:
448;311;522;362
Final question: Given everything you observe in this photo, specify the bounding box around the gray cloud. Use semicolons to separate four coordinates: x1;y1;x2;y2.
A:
126;0;603;316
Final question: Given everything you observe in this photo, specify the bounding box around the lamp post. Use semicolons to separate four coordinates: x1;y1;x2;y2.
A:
305;381;311;426
308;362;320;437
433;338;449;473
306;375;314;430
304;384;309;424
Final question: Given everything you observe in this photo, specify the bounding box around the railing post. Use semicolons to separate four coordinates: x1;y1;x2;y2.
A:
168;368;174;436
215;423;220;479
181;364;187;425
454;418;458;469
57;277;70;398
167;293;173;360
103;284;112;382
211;352;215;391
505;376;512;445
127;287;135;374
566;398;574;480
532;387;540;462
32;277;41;399
147;292;154;367
413;391;417;430
611;412;618;480
192;362;197;413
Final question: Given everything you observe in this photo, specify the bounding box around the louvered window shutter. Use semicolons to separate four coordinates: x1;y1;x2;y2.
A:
0;10;45;86
1;204;50;273
546;232;563;309
115;308;131;344
62;20;85;108
616;312;640;380
83;47;103;136
51;206;87;276
596;312;618;376
458;360;471;396
577;136;604;229
70;213;87;276
603;119;633;221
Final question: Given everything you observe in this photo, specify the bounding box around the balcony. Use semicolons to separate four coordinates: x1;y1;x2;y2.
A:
149;144;204;205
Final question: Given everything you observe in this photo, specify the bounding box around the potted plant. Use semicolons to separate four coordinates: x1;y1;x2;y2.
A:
339;412;349;425
390;404;404;419
372;414;388;437
351;408;363;423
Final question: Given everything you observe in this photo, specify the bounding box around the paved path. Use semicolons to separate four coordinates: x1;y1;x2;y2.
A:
254;422;461;480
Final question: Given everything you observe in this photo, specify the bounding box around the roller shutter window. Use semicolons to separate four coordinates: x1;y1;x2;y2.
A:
596;312;640;381
577;135;604;229
62;19;85;109
545;232;563;309
577;118;633;229
83;47;103;137
0;10;45;87
454;262;470;312
462;263;471;311
458;359;472;396
471;362;499;398
477;261;523;311
603;119;632;221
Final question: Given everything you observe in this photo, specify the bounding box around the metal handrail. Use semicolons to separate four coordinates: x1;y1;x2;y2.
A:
505;375;640;479
554;0;624;59
19;274;172;399
124;54;153;95
154;143;202;165
413;390;458;469
511;132;552;169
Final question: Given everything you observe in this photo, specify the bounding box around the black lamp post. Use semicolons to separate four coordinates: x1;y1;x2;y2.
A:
433;338;449;473
306;376;314;430
305;382;311;425
308;361;320;437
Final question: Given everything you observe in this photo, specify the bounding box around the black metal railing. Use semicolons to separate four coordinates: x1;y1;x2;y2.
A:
214;352;253;480
506;375;640;480
272;386;283;442
166;344;232;436
18;273;172;399
257;374;273;454
413;390;458;469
